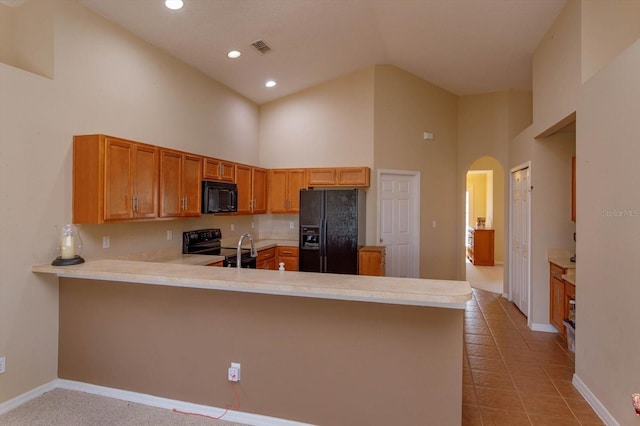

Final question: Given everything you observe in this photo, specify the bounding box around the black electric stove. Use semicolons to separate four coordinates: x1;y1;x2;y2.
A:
182;229;256;268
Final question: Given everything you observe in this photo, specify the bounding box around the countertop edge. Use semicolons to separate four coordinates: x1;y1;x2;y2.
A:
32;259;472;310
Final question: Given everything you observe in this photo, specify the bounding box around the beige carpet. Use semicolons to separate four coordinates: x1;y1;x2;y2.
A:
0;388;251;426
465;262;504;294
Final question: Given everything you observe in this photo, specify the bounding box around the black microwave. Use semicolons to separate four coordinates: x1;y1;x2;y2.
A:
201;181;237;214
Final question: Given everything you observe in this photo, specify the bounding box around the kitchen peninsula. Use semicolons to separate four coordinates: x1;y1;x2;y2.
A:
33;260;471;425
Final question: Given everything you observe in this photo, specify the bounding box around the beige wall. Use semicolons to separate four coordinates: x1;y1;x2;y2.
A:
532;0;581;133
0;0;259;403
259;67;374;169
581;0;640;82
578;37;640;425
510;1;640;422
374;65;459;279
59;278;464;425
458;91;531;281
258;67;376;245
0;1;53;78
0;5;17;67
259;64;461;280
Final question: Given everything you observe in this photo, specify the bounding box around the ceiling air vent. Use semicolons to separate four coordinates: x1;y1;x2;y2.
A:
251;40;272;54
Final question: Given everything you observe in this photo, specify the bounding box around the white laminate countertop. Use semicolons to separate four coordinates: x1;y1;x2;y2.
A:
32;258;472;309
548;249;577;286
562;272;576;286
548;257;577;270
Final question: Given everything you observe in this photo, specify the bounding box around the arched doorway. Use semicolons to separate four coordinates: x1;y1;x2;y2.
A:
465;156;505;294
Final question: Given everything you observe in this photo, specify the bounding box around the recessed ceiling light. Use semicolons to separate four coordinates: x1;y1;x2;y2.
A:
265;80;277;88
227;50;241;59
165;0;183;10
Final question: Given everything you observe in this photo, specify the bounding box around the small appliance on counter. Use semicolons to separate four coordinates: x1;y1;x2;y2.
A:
182;228;256;268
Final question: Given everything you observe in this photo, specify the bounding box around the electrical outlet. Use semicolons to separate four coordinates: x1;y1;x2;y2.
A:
0;356;6;374
102;236;110;248
166;230;173;241
289;221;294;229
228;362;241;382
230;224;235;232
251;221;254;229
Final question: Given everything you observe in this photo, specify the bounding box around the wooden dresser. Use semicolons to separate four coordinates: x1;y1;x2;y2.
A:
466;228;495;266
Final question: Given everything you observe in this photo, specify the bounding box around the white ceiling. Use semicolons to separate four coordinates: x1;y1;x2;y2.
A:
78;0;566;105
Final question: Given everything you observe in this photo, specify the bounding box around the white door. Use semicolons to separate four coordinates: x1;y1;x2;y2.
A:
378;171;420;278
510;166;530;316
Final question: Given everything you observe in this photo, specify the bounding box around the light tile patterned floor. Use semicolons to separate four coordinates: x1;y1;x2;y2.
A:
462;289;603;425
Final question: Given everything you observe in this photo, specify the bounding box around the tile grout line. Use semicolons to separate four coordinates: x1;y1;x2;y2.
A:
484;290;585;425
478;290;535;425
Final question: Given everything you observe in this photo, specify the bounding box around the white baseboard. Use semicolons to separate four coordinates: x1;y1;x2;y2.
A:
3;379;315;426
530;322;558;333
572;374;618;426
0;380;58;416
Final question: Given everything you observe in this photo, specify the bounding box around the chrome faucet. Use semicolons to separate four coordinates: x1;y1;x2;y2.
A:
237;233;258;268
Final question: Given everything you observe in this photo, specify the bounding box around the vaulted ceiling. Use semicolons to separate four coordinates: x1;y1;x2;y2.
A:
78;0;566;105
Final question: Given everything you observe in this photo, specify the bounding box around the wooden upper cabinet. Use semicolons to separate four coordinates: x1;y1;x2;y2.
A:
307;167;370;187
235;164;252;214
307;168;337;186
159;149;202;218
269;168;306;213
252;167;268;214
338;167;370;186
203;157;235;182
73;133;372;223
236;164;267;214
104;139;133;220
130;143;158;219
73;134;158;224
182;154;202;216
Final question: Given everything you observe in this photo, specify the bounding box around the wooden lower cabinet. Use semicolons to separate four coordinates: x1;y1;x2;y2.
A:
276;246;299;271
549;262;576;339
359;246;386;276
257;247;276;270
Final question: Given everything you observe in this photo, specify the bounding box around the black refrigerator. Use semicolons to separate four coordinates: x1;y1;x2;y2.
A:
299;189;365;274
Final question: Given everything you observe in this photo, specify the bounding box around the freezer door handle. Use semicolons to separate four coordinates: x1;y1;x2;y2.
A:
321;218;328;273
